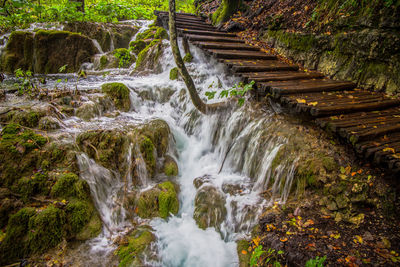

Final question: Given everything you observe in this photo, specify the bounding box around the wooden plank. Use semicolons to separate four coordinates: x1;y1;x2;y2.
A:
205;49;276;60
184;34;245;43
176;22;216;31
192;41;260;51
311;98;400;117
180;30;235;37
260;80;356;97
344;123;400;144
241;71;324;82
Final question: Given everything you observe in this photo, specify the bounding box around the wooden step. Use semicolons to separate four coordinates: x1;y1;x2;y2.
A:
260;79;356;97
179;29;235;37
176;22;216;31
204;49;276;60
184;34;245;43
241;71;324;82
192;41;260;51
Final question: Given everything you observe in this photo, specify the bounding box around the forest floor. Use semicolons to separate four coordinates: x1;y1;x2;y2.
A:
198;1;400;266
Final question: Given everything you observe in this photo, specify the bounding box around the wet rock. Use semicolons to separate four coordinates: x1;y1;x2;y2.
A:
64;22;139;52
193;175;212;189
134;39;166;73
348;213;365;225
326;199;338;211
135;26;168;43
116;226;157;267
139;119;171;157
101;82;131;112
38;116;61;130
136;181;179;219
236;240;251;267
76;101;101;120
0;30;97;74
335;194;349;209
163;155;178;177
193;185;227;230
129;40;147;55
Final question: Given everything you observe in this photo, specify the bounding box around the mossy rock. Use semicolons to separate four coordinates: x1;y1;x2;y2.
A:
169;67;179;80
139;119;171;157
138;135;156;177
135;26;168;42
183;52;193;63
33;30;97;73
38;116;61;130
193;185;227;230
0;123;47;186
164;155;178;176
3;109;46;128
237;240;251;267
51;172;90;200
0;31;34;73
137;181;179;219
135;39;165;73
101;82;131;112
116;226;156;267
76;101;101;121
75;210;102;240
27;205;65;253
76;129;131;173
0;207;35;265
129;40;147;55
113;48;135;68
16;172;51;202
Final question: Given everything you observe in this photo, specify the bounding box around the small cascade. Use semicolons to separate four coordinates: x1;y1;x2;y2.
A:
92;39;104;54
77;153;128;234
133;143;150;187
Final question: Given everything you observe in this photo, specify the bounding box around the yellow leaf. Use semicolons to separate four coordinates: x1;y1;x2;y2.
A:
61;199;66;204
296;99;306;104
308;101;318;106
383;147;395;153
355;235;363;244
330;233;341;239
252;236;260;247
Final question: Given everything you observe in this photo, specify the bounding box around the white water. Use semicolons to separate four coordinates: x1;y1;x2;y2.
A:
0;20;300;266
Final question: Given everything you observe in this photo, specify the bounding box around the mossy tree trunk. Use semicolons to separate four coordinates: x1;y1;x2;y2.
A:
212;0;242;25
168;0;227;114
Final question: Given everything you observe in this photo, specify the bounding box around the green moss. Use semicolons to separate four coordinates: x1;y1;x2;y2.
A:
129;39;147;54
117;227;155;267
137;187;160;219
1;31;34;73
65;200;91;236
169;67;179;80
139;136;156;175
100;55;108;68
135;39;163;71
154;27;168;40
158;181;179;219
164;157;178;176
75;211;102;240
212;0;242;25
51;173;89;200
322;156;337;172
101;82;131;111
237;240;251;267
113;48;135;68
0;207;35;264
183;52;193;63
17;172;50;202
27;205;65;253
140;119;170;157
268;30;318;52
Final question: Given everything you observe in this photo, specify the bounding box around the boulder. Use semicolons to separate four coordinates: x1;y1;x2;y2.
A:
134;39;166;73
193;184;227;230
64;22;139;52
101;82;131;112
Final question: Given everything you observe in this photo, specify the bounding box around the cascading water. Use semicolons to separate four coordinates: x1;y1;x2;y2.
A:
0;20;301;266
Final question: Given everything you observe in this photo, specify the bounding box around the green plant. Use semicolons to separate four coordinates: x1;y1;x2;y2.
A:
14;68;40;96
206;80;255;106
250;245;283;267
305;256;327;267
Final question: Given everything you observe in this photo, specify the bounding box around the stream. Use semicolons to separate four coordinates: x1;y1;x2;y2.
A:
0;20;298;266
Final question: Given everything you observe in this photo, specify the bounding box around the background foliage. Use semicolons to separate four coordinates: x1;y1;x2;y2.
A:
0;0;195;32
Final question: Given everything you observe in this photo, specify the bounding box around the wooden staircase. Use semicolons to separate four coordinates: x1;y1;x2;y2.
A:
155;11;400;173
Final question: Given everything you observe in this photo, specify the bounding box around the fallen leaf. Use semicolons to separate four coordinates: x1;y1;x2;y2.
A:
280;237;288;242
241;250;247;255
296;98;306;104
383;147;395;153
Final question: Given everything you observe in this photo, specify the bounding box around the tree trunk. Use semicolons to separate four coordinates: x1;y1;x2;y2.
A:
212;0;242;25
168;0;228;114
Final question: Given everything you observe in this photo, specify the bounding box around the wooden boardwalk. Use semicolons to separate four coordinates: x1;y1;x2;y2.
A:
155;11;400;173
